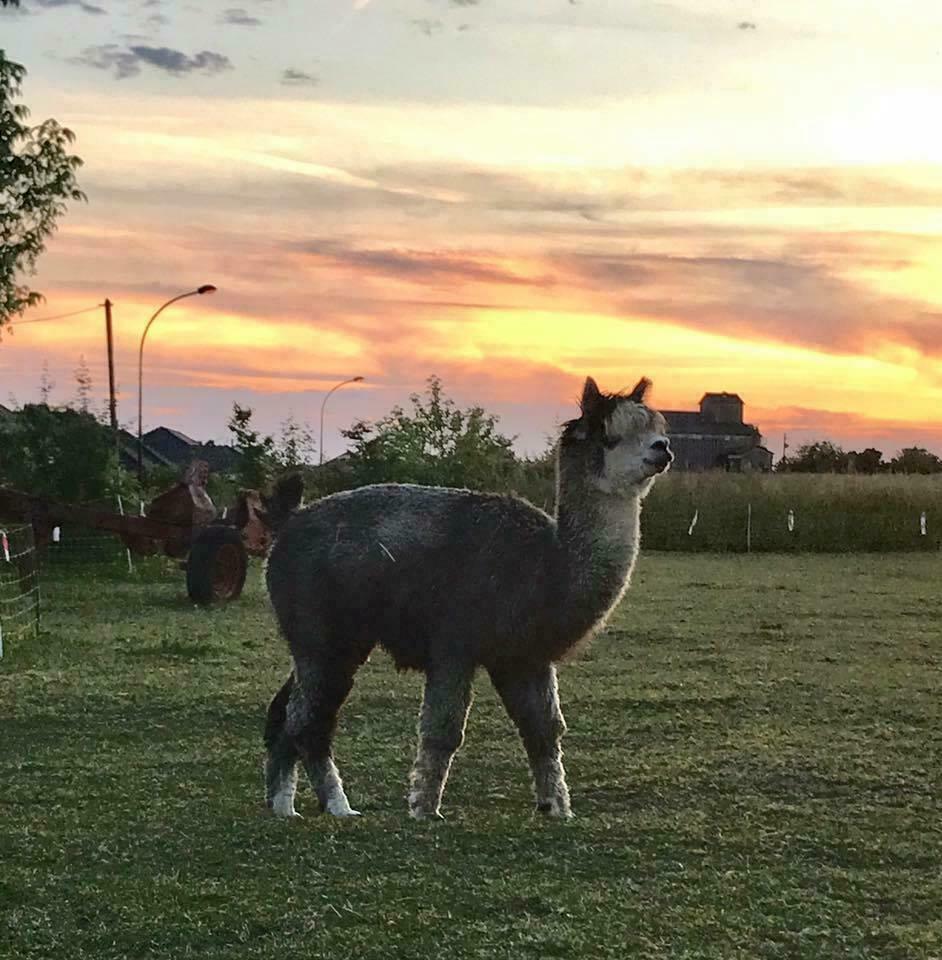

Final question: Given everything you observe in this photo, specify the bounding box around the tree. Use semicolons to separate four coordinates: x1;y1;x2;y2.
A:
38;359;54;403
778;440;849;473
1;51;85;329
0;402;115;501
73;354;92;413
274;414;316;470
227;403;274;488
848;447;884;474
340;375;518;490
889;446;942;474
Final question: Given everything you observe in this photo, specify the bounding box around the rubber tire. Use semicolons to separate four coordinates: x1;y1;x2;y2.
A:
186;525;248;606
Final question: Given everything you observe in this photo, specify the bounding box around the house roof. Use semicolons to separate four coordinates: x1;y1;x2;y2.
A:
728;445;774;460
143;426;197;446
194;442;242;472
661;411;759;437
117;429;172;468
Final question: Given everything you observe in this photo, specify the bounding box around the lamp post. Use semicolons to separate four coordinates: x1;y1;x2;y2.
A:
137;285;216;481
319;376;364;466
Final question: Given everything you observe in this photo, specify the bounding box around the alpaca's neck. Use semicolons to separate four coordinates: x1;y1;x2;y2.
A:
553;474;642;641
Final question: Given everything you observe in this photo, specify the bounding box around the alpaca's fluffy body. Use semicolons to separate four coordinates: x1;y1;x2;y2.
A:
268;484;634;673
263;377;671;820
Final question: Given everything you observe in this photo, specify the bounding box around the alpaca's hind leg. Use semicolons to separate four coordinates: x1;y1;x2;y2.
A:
408;666;474;820
489;664;572;818
287;658;360;817
264;673;301;817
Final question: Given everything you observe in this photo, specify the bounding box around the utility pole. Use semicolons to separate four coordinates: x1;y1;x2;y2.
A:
104;299;118;432
104;299;120;471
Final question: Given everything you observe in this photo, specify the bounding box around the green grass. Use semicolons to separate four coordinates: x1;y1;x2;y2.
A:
1;553;940;959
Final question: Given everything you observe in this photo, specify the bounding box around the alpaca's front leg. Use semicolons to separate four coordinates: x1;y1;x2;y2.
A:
409;666;474;819
489;664;572;818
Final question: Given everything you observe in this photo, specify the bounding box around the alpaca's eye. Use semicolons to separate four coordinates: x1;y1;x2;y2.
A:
602;435;619;450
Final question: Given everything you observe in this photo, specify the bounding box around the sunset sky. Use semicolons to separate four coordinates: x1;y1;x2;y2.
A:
3;0;942;460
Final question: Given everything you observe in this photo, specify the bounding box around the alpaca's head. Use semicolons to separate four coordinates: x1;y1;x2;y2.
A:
232;472;305;554
560;376;672;496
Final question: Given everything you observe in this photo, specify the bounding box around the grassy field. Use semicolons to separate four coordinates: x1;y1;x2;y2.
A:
1;552;940;959
641;473;942;553
508;469;942;552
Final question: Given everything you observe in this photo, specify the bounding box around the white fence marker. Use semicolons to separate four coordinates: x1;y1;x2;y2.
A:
787;509;795;532
920;511;927;536
52;526;61;543
687;509;699;536
117;496;134;574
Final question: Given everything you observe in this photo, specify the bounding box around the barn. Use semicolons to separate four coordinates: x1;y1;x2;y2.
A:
661;392;773;472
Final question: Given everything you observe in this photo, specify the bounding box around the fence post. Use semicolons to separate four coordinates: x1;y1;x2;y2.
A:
747;503;752;553
117;496;135;574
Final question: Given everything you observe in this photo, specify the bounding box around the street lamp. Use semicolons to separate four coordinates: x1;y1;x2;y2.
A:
319;376;365;465
138;285;216;480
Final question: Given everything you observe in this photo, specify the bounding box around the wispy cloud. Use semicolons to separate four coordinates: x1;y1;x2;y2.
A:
555;248;942;365
32;0;105;13
294;239;551;288
281;68;319;87
219;7;262;27
72;44;233;79
412;18;443;36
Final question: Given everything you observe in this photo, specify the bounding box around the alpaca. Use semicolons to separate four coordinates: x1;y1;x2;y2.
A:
263;376;672;820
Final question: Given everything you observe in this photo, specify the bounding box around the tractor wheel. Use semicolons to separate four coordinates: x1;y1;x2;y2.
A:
186;525;248;606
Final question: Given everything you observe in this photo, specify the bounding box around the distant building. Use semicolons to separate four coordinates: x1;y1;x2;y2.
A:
194;440;242;474
142;427;200;464
118;429;170;473
662;393;773;472
142;427;241;474
0;407;238;477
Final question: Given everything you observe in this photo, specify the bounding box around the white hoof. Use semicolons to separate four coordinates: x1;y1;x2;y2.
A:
325;797;361;817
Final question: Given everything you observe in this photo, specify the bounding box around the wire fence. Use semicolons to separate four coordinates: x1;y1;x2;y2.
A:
643;503;937;553
41;527;133;572
641;473;942;552
0;524;41;657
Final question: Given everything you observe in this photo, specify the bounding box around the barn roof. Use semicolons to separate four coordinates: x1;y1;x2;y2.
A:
661;411;758;437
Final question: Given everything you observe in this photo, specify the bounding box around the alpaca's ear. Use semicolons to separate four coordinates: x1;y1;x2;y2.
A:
261;472;304;529
580;376;603;416
271;472;304;514
231;491;252;531
627;377;651;403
